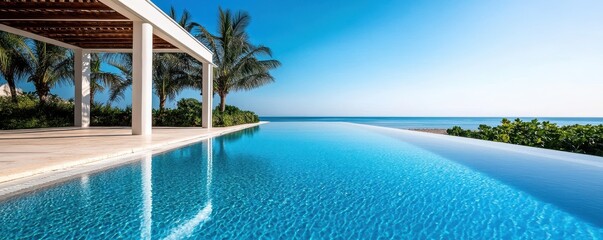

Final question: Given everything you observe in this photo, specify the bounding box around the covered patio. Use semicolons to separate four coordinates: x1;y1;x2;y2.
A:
0;123;263;185
0;0;215;135
0;1;246;189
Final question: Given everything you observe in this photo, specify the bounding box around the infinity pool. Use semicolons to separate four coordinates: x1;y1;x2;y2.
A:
0;122;602;239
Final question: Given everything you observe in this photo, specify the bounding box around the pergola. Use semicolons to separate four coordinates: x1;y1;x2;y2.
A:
0;0;214;135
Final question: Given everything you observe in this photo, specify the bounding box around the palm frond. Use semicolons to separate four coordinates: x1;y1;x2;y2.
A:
203;8;280;110
233;72;275;91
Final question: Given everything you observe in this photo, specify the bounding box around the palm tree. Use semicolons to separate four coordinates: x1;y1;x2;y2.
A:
26;41;71;104
169;6;199;32
153;53;198;111
156;7;202;110
107;7;201;111
105;52;132;103
0;32;30;102
107;52;198;111
89;53;124;106
196;8;280;112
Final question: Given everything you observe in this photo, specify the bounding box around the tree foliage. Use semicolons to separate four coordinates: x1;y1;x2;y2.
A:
153;53;199;111
0;93;73;129
0;95;259;129
447;118;603;156
89;53;124;106
106;7;202;111
26;41;71;104
0;32;29;103
196;8;280;112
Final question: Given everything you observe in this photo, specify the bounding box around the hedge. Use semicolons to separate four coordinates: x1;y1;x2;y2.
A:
447;118;603;156
0;94;259;129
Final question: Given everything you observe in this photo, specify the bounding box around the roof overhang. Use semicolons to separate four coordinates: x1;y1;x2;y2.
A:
0;0;213;64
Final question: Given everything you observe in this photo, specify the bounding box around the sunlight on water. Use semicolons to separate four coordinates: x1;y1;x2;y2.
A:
0;123;601;239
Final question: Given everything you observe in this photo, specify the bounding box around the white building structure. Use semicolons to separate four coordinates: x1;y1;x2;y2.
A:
0;84;22;97
0;0;215;135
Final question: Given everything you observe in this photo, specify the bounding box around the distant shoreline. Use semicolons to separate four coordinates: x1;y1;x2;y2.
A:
260;116;603;118
409;129;448;135
260;117;603;131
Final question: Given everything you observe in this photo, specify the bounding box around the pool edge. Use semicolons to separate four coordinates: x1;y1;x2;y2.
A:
340;122;603;167
0;122;268;200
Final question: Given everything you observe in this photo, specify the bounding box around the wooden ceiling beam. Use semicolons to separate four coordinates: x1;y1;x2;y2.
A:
0;21;132;28
49;34;164;38
22;27;132;30
68;43;175;48
0;2;112;11
0;11;127;20
23;28;133;34
72;41;172;46
74;44;177;49
74;42;175;46
69;44;176;49
44;33;135;38
58;38;169;43
0;19;131;22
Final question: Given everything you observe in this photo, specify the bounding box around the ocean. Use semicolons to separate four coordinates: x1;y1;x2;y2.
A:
259;117;603;130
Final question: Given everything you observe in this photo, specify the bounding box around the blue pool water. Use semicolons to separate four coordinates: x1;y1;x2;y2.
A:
261;116;603;130
0;122;602;239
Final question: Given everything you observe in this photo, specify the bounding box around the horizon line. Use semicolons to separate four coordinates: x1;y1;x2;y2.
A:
259;116;603;118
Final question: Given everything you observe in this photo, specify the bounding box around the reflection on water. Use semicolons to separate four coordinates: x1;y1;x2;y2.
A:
141;153;152;240
140;141;215;239
370;126;603;227
217;126;260;159
220;126;260;143
0;123;602;238
0;140;216;238
164;140;213;240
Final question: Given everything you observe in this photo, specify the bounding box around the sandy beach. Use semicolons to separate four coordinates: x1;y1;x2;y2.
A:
409;129;448;135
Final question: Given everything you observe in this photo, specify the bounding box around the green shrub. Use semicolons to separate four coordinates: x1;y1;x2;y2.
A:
447;118;603;156
154;98;203;127
0;96;259;129
213;105;259;127
152;98;259;127
0;93;73;130
91;104;131;126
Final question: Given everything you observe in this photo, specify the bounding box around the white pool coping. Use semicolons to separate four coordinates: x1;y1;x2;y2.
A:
345;122;603;168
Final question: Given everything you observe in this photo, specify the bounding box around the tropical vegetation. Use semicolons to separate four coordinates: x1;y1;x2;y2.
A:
106;7;203;112
0;94;258;129
26;41;72;105
0;6;276;129
197;8;281;112
105;51;200;112
0;93;73;129
0;31;29;103
88;53;124;107
447;118;603;156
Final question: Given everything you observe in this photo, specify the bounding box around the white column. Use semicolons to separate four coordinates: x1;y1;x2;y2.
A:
74;48;91;128
132;22;153;135
201;63;213;128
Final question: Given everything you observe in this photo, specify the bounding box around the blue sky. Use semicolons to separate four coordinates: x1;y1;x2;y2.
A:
10;0;603;116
